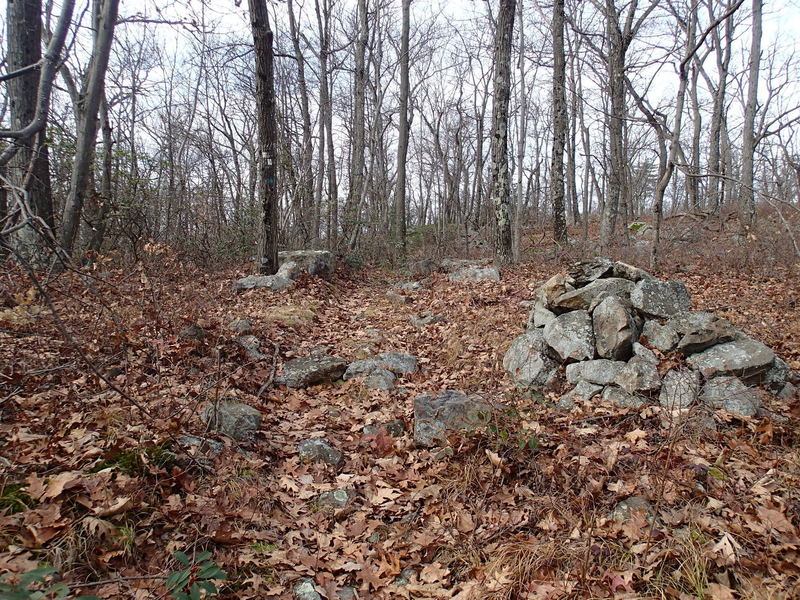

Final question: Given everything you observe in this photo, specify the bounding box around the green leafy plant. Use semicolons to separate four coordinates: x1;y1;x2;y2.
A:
0;567;99;600
473;407;540;453
0;483;36;515
166;551;226;600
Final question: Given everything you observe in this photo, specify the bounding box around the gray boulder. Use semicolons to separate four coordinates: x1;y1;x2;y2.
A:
503;330;559;389
234;273;294;292
593;295;637;360
378;352;418;374
277;355;348;388
544;310;595;361
630;279;691;317
612;261;655;282
317;489;355;510
203;402;262;441
448;265;501;282
386;290;412;305
527;301;557;330
659;369;701;409
566;359;626;385
557;381;603;410
667;311;736;354
567;257;614;286
228;318;252;334
294;578;322;600
551;278;635;312
278;250;334;278
394;281;425;291
413;390;489;447
298;438;345;467
236;335;267;360
179;324;207;340
641;320;679;353
409;258;437;277
687;336;775;380
615;344;661;393
701;376;761;417
343;358;383;380
602;386;646;409
364;369;396;390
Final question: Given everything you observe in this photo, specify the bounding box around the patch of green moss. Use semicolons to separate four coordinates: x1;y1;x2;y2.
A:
0;483;35;515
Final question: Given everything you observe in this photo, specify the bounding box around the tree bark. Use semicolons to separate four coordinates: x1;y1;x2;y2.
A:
248;0;279;274
59;0;120;255
490;0;516;265
551;0;568;245
393;0;411;253
741;0;762;226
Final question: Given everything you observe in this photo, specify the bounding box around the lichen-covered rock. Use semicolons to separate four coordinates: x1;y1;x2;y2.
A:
566;359;626;385
317;489;355;510
557;381;603;410
503;330;559;388
179;323;207;340
344;353;417;385
298;438;345;467
612;261;655;282
641;320;679;353
602;386;646;409
659;369;701;409
386;290;411;305
394;281;425;291
551;278;635;312
535;273;572;305
378;352;418;374
762;357;793;391
236;335;267;360
687;336;775;380
610;495;653;522
614;345;661;393
527;302;557;330
294;578;322;600
278;250;334;278
278;355;348;388
630;279;691;317
364;369;396;390
700;376;761;417
364;419;406;437
448;265;501;282
593;295;637;360
667;311;736;354
234;273;294;292
567;257;614;286
203;402;262;440
410;311;445;327
413;390;489;447
544;310;595;361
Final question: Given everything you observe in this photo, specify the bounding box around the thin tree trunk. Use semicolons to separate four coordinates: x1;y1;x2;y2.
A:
551;0;567;245
393;0;411;253
741;0;762;225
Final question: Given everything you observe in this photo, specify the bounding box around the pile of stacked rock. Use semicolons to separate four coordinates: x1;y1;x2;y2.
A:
503;258;797;415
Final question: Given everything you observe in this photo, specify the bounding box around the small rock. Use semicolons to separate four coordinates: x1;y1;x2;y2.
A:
778;382;797;399
298;438;345;467
394;281;425;291
615;353;661;394
667;311;736;354
228;318;252;334
365;369;396;390
317;489;354;510
338;587;357;600
535;273;572;305
641;320;679;353
659;369;701;409
612;261;655;282
566;359;626;385
503;330;560;389
413;390;489;447
278;355;348;388
294;577;322;600
234;273;294;292
236;335;266;360
527;302;557;330
687;336;775;380
630;279;691;317
203;402;262;441
762;357;791;391
543;310;595;361
567;257;614;286
701;376;761;417
557;381;603;410
410;311;445;327
593;295;637;360
551;278;635;312
448;265;501;282
378;352;418;374
386;290;411;305
610;495;653;522
364;419;405;437
179;324;207;340
394;569;416;587
602;386;646;409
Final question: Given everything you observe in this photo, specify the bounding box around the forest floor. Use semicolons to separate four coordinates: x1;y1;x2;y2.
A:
1;226;800;599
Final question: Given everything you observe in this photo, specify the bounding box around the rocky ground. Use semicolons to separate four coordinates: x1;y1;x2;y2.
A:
1;250;799;599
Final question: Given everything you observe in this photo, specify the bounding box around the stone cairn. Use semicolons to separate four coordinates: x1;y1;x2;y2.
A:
504;257;797;415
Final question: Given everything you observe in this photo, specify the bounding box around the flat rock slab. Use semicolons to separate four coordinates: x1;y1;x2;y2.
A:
630;279;691;317
503;330;559;389
567;257;614;285
566;359;626;385
278;355;348;388
701;376;761;417
234;273;294;291
687;336;775;379
544;310;595;361
612;261;655;282
203;402;261;441
413;390;489;447
551;278;635;312
448;265;501;282
667;311;736;354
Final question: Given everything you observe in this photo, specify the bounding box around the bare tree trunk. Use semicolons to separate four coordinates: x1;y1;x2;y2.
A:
315;0;338;249
393;0;411;253
491;0;515;265
551;0;568;245
741;0;762;226
514;0;527;260
59;0;120;255
249;0;279;274
86;97;113;253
